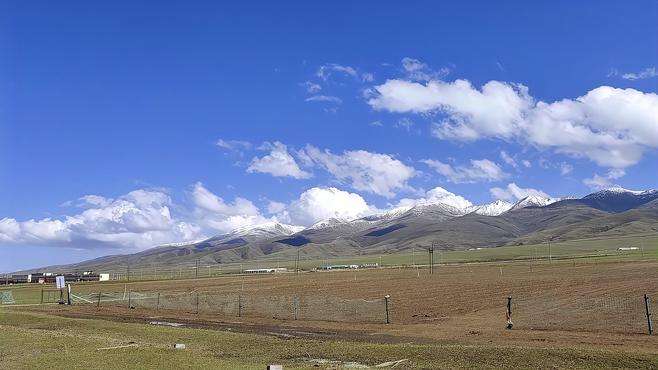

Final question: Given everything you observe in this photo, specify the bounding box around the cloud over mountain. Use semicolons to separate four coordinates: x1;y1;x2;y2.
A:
368;79;658;168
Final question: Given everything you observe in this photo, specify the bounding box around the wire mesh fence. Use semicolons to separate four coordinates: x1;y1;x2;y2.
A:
513;292;656;334
74;290;388;324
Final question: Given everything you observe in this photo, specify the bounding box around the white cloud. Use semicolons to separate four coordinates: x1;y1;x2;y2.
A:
305;95;343;104
316;64;358;81
522;160;532;168
583;168;626;190
216;139;252;151
559;163;574;175
0;189;204;250
395;118;414;131
396;186;473;210
490;183;551;202
500;151;517;168
368;79;658;168
266;201;286;214
401;57;450;82
191;183;260;217
621;67;657;80
247;142;312;179
422;158;508;183
301;81;322;94
283;187;374;225
299;145;417;198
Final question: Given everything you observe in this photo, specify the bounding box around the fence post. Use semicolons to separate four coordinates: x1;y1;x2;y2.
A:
293;296;299;320
156;292;160;311
645;294;653;335
196;292;199;314
128;290;132;309
41;289;44;305
506;296;513;329
97;292;101;308
384;295;390;324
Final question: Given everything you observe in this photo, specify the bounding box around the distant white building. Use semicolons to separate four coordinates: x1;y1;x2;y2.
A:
618;247;639;251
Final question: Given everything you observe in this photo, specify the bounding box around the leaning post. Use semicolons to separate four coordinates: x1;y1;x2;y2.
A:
645;294;653;335
506;296;513;329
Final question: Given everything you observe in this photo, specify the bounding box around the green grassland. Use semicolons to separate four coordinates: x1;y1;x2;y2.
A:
0;309;656;369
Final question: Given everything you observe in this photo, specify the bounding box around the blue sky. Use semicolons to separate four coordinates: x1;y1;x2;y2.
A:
1;1;657;271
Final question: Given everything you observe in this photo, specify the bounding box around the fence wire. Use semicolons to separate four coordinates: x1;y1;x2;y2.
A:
513;292;655;334
76;291;387;324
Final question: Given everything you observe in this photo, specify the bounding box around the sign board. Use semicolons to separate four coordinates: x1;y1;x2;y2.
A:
55;275;66;289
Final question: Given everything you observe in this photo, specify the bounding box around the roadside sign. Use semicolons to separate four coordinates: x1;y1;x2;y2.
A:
55;276;65;289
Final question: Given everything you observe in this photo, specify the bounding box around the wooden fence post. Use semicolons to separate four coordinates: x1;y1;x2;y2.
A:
40;289;44;305
97;292;101;308
128;290;132;309
384;295;390;324
156;292;160;311
506;296;513;329
645;294;653;335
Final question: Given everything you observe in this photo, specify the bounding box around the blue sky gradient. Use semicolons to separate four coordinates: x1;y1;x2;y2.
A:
1;1;657;271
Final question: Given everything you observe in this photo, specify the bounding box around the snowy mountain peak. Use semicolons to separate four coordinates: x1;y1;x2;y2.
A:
584;187;656;199
467;200;514;216
510;195;557;210
227;221;304;238
308;217;351;230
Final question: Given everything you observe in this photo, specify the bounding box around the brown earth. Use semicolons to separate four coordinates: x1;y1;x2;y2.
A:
23;259;658;355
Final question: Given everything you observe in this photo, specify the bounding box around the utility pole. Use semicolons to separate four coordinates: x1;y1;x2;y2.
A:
428;246;434;275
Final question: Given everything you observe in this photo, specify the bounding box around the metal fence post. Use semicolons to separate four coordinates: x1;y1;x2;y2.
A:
645;294;653;335
128;290;132;309
506;296;513;329
384;295;390;324
97;292;101;308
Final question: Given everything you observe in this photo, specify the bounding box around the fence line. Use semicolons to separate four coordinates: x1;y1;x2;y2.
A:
73;290;389;324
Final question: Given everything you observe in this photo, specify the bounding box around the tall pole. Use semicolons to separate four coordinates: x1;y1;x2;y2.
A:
645;294;653;335
127;264;130;282
428;246;434;274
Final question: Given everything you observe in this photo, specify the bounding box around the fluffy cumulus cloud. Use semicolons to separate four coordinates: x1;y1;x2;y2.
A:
368;78;658;169
247;142;312;179
489;183;551;202
500;151;517;168
299;145;417;198
422;158;508;183
396;187;473;210
0;189;202;250
280;187;374;226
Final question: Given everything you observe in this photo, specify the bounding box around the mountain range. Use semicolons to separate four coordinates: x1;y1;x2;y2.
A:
30;187;658;272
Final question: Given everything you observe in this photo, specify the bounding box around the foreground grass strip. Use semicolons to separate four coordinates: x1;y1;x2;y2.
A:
1;310;657;369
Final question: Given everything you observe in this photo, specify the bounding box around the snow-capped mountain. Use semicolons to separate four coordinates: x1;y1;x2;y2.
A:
510;195;558;211
584;187;657;199
466;200;514;216
225;221;304;238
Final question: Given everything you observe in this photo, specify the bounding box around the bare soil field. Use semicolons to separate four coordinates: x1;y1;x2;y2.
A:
16;259;658;357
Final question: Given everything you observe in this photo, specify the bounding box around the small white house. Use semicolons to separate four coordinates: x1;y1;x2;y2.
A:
99;273;110;281
618;247;639;251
